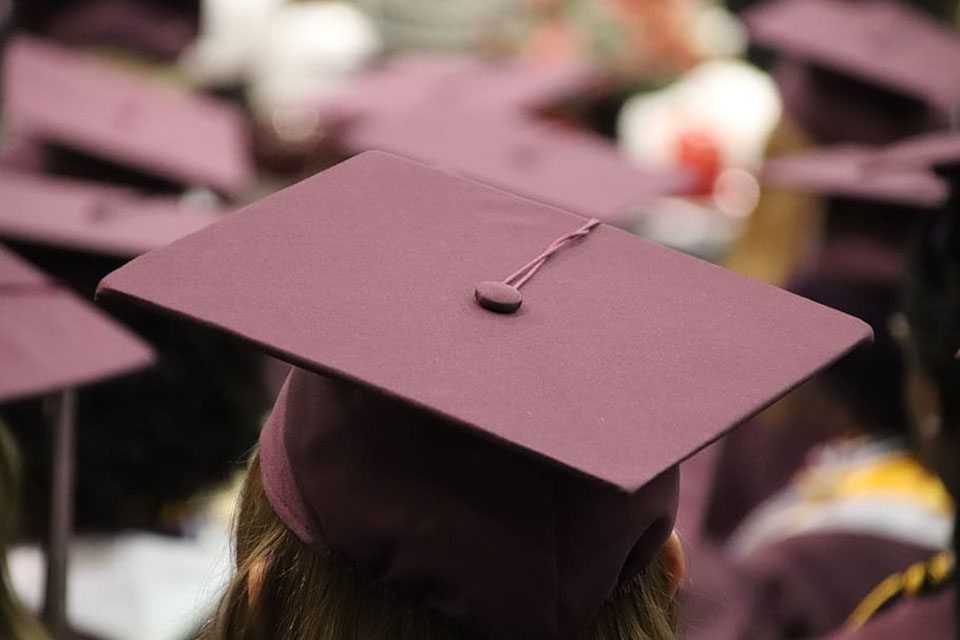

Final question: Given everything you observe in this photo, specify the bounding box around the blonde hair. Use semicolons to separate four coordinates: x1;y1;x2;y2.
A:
0;423;50;640
198;454;678;640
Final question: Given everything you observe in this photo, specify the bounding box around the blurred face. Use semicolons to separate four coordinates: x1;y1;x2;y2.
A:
892;313;960;499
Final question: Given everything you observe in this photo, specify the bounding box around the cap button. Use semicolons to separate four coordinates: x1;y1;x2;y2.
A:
475;281;522;314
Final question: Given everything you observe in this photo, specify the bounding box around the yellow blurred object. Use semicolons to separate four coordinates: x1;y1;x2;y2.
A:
846;551;955;629
723;118;821;285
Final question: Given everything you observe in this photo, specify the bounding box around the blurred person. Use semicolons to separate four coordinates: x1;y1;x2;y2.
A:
0;244;267;640
0;422;50;640
2;245;268;537
681;259;952;640
744;0;960;145
700;137;953;538
683;136;960;638
823;179;960;639
0;245;154;639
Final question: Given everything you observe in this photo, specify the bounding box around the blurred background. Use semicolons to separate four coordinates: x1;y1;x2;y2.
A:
0;0;959;638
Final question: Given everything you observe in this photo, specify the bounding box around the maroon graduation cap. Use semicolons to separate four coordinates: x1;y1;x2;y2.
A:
1;246;153;639
328;55;601;123
0;170;226;258
873;130;960;172
761;145;948;207
745;0;960;142
338;108;693;225
2;37;253;197
97;151;870;639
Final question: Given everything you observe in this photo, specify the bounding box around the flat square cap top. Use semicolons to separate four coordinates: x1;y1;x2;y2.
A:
99;151;871;491
3;37;253;196
762;145;947;206
339;109;693;224
0;171;225;257
745;0;960;110
1;247;153;402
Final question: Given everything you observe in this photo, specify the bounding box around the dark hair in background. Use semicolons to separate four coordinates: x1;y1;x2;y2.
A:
824;198;923;253
790;196;945;436
724;0;958;20
12;0;199;32
0;242;269;535
905;202;960;640
788;271;907;435
905;211;960;429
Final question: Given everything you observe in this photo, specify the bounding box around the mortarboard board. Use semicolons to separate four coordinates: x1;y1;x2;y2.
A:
1;246;153;639
0;170;226;258
2;37;253;197
97;151;871;639
761;145;948;207
338;109;694;225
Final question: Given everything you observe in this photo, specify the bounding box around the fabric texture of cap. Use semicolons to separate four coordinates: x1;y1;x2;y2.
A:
745;0;960;113
97;151;871;638
1;246;153;402
762;145;948;206
0;170;225;258
3;37;253;196
338;109;693;224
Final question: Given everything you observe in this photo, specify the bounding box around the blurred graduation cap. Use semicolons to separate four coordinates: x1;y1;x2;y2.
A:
762;145;948;207
338;109;694;225
98;151;870;639
328;55;601;123
873;130;960;175
1;247;153;639
2;37;253;197
744;0;960;143
0;170;226;258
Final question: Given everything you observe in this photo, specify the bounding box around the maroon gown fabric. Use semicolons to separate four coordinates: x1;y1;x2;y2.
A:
681;533;934;640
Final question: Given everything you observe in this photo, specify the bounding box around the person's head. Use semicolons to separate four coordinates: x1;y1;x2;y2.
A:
195;369;686;640
0;422;50;640
198;451;684;640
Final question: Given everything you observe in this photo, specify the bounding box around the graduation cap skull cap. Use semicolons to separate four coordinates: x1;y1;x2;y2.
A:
98;151;871;638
